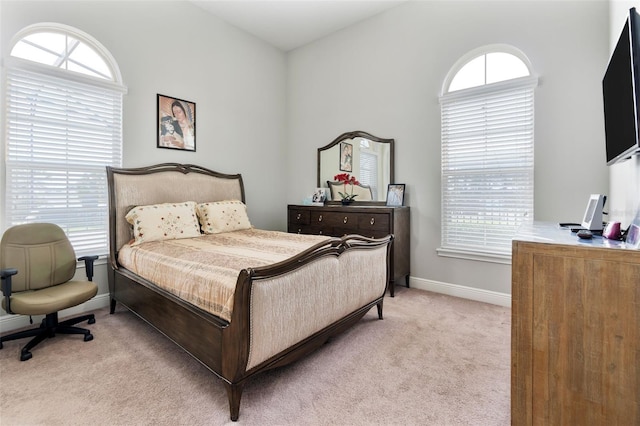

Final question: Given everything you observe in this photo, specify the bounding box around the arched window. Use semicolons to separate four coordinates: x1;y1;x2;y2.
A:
10;26;118;80
4;23;126;257
438;45;537;262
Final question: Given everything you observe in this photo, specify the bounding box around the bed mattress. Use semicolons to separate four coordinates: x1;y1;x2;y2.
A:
117;228;330;321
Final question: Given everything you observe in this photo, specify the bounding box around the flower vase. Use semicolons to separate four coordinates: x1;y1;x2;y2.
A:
341;199;353;206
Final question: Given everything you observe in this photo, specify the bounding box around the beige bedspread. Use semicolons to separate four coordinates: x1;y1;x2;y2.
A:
118;229;331;321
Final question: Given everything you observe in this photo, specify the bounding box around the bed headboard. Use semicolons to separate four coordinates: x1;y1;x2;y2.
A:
107;163;245;258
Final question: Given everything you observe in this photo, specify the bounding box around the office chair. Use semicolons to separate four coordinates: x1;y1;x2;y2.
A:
0;223;99;361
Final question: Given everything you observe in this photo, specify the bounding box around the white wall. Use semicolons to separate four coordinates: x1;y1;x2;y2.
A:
1;1;288;228
609;1;640;226
0;0;287;315
287;0;610;295
0;0;613;315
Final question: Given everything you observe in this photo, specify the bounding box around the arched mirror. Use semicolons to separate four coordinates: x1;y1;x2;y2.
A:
318;131;394;204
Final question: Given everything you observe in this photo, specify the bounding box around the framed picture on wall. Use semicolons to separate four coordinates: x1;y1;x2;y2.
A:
157;94;196;152
386;184;405;207
339;141;353;172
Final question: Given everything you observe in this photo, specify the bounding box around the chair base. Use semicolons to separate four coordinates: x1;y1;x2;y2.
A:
0;312;95;361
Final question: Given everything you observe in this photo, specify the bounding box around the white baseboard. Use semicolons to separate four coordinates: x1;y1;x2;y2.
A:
408;277;512;308
0;293;111;333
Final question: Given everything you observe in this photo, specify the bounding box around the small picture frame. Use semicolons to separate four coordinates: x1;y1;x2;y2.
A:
626;208;640;249
157;94;196;152
312;188;327;205
339;142;353;172
386;184;405;207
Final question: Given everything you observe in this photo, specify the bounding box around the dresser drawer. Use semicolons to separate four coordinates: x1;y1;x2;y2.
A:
354;229;391;239
315;211;359;228
305;211;390;236
289;224;330;235
335;228;389;239
289;209;310;225
334;214;390;238
357;213;390;233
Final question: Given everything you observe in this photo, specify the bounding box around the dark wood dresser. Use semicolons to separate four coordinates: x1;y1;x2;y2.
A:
287;204;410;296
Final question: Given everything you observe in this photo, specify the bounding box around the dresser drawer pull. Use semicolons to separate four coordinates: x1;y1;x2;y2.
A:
296;213;301;220
343;216;348;224
370;217;375;225
319;230;323;235
318;214;323;222
297;228;302;234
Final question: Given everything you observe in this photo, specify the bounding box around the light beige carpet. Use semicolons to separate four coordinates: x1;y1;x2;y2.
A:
0;287;511;425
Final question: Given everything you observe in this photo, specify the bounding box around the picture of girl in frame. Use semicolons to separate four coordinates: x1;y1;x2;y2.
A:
157;94;196;152
340;142;353;172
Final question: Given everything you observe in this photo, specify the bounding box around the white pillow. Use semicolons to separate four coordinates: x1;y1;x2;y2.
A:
125;201;201;246
197;200;252;234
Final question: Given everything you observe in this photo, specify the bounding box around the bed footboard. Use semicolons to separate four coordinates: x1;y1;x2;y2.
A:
222;234;392;421
247;241;389;370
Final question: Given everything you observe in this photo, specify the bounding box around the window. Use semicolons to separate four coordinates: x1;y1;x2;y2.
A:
439;45;537;263
4;23;126;257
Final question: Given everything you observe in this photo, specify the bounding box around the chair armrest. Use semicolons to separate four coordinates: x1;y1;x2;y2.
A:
0;268;18;314
0;268;18;280
78;256;99;282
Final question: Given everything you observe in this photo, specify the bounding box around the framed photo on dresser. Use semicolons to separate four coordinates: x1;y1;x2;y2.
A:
386;184;405;207
312;188;327;204
626;208;640;249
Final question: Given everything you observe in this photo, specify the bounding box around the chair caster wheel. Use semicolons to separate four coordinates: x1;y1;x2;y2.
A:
88;317;96;324
20;351;32;361
84;333;93;342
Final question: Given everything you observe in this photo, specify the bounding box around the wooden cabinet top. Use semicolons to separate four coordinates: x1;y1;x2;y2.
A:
288;204;409;213
513;221;636;254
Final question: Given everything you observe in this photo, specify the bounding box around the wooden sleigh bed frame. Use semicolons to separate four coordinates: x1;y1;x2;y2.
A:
106;163;392;421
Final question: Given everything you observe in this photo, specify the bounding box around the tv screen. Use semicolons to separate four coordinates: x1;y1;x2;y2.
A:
603;7;640;165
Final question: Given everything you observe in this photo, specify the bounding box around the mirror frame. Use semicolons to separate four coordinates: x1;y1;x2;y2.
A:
317;130;394;205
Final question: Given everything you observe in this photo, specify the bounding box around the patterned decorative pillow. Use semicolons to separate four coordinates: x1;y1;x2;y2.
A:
125;201;201;246
197;200;252;234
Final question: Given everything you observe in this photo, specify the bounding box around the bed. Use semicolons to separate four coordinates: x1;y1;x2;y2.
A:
106;163;393;421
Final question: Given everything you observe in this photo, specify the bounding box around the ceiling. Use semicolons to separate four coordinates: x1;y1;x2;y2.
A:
191;1;408;52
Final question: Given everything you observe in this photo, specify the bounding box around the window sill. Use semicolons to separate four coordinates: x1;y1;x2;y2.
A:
436;247;512;265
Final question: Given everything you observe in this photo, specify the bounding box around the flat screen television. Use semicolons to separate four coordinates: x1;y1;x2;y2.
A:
602;7;640;165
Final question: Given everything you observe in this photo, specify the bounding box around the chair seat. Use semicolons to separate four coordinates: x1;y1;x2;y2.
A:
2;280;98;316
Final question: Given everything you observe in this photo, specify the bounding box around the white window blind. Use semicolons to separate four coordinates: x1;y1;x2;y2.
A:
440;79;535;257
5;67;123;257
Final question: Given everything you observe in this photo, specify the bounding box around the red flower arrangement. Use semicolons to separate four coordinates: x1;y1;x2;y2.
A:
334;173;360;202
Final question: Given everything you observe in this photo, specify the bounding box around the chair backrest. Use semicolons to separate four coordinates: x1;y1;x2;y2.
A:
0;223;76;292
327;181;373;201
